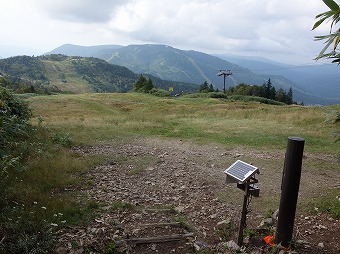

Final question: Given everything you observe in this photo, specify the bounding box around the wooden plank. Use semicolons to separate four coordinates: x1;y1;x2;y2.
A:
138;222;181;228
116;233;194;245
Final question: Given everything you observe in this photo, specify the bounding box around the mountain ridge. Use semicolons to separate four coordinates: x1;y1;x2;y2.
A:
47;43;340;105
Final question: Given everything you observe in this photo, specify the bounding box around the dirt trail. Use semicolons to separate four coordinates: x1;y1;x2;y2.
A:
56;137;340;254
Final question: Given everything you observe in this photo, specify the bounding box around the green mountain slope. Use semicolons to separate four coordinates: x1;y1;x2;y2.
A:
0;55;47;81
0;55;197;94
97;44;331;104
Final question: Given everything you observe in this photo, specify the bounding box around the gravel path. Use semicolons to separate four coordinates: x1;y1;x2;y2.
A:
55;137;340;254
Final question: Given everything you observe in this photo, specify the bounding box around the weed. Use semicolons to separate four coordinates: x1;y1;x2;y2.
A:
196;249;213;254
244;228;256;238
264;209;274;218
51;132;73;147
174;215;192;232
104;241;116;254
86;175;96;186
111;201;135;210
318;196;340;218
216;222;234;242
85;246;96;254
37;115;44;126
86;199;99;210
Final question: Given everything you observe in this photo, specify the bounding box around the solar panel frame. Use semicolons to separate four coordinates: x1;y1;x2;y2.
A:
224;160;258;183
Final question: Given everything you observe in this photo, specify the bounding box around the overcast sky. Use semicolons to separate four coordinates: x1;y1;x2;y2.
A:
0;0;334;64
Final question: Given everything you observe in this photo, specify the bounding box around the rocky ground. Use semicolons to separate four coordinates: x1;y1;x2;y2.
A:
55;137;339;254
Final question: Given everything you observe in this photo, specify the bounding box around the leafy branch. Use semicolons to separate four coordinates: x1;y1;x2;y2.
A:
312;0;340;63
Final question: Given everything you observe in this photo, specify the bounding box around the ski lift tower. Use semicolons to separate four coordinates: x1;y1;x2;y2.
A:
217;70;232;93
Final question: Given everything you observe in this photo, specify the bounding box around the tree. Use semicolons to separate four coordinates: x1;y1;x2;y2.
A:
263;79;275;100
286;87;293;105
134;75;147;92
276;88;287;103
133;75;154;93
234;83;254;96
209;84;214;92
144;78;154;92
199;81;209;93
312;0;340;64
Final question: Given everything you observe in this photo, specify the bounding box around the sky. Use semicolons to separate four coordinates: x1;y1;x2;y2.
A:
0;0;335;64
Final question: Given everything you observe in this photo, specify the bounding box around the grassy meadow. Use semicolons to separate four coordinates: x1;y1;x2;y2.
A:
28;93;339;153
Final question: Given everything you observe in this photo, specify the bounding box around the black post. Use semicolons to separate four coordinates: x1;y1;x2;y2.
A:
275;137;305;247
237;180;249;246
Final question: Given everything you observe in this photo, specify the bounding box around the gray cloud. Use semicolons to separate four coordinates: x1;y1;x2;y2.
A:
38;0;129;23
0;0;328;63
107;0;326;62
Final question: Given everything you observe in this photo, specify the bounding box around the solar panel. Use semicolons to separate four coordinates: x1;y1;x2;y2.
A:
224;160;258;183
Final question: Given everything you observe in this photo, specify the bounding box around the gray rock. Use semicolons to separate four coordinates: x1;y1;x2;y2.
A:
194;240;209;251
174;206;185;213
216;218;231;230
259;217;273;227
225;240;240;250
272;209;279;220
318;242;325;248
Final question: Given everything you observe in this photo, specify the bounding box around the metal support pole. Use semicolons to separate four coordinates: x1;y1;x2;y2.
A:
237;180;249;246
275;137;305;247
223;75;226;94
217;70;232;94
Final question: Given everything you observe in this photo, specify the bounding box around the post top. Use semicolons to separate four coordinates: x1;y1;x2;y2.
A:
288;137;305;142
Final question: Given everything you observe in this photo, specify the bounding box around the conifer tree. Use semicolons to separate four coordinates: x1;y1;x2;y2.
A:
134;75;147;92
199;81;209;92
209;84;214;92
133;75;154;93
286;87;293;105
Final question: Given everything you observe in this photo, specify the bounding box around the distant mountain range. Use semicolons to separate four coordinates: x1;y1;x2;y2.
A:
47;44;340;105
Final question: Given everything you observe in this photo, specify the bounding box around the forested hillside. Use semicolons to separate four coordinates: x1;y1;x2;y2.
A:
0;55;197;94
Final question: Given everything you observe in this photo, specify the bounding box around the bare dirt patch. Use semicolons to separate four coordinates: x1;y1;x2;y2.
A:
56;137;339;254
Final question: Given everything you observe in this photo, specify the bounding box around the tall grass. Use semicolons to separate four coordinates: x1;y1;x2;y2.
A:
0;135;106;252
1;89;109;252
27;93;339;153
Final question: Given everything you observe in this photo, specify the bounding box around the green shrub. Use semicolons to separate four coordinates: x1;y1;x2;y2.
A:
149;88;171;97
209;92;228;99
182;92;213;98
229;95;285;105
0;88;32;176
182;92;228;99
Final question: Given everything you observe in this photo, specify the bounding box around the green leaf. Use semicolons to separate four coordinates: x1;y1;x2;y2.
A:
316;10;335;19
314;34;335;40
323;0;340;11
313;11;335;30
312;16;328;30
